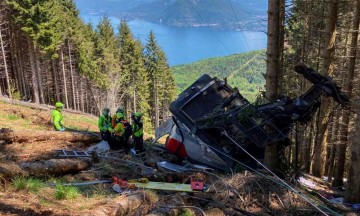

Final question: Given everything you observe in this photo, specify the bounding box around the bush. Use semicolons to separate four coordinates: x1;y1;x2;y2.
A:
54;185;79;200
12;177;44;193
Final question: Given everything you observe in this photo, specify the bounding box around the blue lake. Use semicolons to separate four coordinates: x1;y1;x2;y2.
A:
81;15;267;66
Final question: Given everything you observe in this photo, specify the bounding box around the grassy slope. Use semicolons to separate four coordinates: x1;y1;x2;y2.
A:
0;100;98;132
172;49;266;102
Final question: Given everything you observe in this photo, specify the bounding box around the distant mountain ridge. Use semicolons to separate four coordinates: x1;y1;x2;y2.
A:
75;0;267;31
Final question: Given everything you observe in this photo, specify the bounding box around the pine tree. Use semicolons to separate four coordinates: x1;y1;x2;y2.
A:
117;20;151;130
94;17;120;111
144;31;176;127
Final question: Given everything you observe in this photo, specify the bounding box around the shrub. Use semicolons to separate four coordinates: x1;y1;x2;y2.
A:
12;177;44;193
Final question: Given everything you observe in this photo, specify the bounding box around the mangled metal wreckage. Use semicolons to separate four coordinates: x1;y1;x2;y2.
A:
155;64;349;171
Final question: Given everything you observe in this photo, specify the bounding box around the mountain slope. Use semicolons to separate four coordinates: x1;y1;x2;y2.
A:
75;0;267;31
172;49;266;102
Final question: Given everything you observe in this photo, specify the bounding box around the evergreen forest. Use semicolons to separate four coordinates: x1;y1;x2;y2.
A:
0;0;177;130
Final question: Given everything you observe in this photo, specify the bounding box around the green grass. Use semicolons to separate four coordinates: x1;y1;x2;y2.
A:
54;185;80;200
12;177;44;193
7;114;20;120
179;209;195;216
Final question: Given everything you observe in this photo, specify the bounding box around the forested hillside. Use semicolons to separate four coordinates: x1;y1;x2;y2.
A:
0;0;176;130
172;50;265;102
265;0;360;204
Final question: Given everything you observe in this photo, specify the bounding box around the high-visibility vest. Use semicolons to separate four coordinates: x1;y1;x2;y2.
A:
98;114;112;132
132;121;143;137
114;122;126;137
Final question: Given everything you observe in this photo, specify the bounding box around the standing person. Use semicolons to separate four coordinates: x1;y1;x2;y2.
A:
98;107;113;141
113;112;129;152
52;102;65;131
132;112;145;160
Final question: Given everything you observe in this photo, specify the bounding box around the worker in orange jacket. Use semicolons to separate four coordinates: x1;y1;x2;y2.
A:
112;112;130;152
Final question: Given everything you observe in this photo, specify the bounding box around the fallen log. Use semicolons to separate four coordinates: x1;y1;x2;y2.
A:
0;129;99;144
0;158;92;178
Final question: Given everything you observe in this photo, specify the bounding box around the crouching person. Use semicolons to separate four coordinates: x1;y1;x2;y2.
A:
132;112;145;160
52;102;65;131
98;107;113;141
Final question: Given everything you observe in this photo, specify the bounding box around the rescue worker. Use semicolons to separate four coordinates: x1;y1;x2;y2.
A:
112;106;132;148
112;106;125;128
98;107;113;141
132;112;145;159
112;112;130;152
52;102;65;131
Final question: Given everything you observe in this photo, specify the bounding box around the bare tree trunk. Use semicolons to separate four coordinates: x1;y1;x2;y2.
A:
34;46;45;104
311;0;338;177
345;99;360;203
68;41;76;110
16;31;27;99
51;59;60;102
154;79;159;127
264;0;284;172
60;47;69;108
333;0;360;187
27;38;39;104
0;23;10;98
80;77;85;112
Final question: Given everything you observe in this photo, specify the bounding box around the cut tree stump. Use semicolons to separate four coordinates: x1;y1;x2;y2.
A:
0;129;99;144
0;158;92;177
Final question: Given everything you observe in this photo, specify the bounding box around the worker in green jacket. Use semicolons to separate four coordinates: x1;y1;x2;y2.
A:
52;102;65;131
131;112;145;159
98;107;113;141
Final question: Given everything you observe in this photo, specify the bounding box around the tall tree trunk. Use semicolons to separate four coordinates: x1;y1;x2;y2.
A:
16;31;27;99
80;77;85;113
264;0;284;172
311;0;338;177
27;38;39;104
60;47;69;108
333;0;360;187
326;113;337;182
51;59;60;102
68;41;76;110
0;23;10;98
154;79;160;128
345;99;360;203
34;47;45;104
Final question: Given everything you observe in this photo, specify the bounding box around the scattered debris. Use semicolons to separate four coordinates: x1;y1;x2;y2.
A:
112;177;208;192
49;180;112;187
157;161;190;172
86;140;110;152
